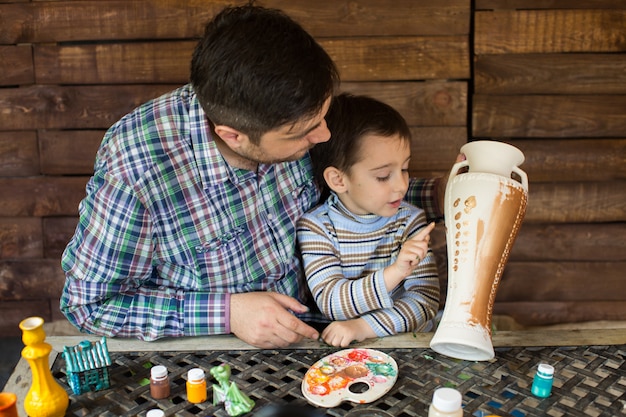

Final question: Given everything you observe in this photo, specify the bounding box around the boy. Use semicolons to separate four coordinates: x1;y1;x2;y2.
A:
297;94;439;347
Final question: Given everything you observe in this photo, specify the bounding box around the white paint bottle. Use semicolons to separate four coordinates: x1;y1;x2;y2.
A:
428;387;463;417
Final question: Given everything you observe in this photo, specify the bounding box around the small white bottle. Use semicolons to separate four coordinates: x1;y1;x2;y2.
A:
146;409;165;417
428;387;463;417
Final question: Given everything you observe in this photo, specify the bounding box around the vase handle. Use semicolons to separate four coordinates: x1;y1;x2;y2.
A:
447;160;469;185
513;166;529;191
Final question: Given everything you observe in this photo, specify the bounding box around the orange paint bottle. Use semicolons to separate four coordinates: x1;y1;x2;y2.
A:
186;368;207;404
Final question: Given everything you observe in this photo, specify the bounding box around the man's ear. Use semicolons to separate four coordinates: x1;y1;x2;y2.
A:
213;124;247;149
323;166;347;193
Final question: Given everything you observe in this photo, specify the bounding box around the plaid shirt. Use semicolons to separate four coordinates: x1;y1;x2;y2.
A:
61;84;441;341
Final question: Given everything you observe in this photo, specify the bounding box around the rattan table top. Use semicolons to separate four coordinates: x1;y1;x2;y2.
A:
5;330;626;417
50;343;625;417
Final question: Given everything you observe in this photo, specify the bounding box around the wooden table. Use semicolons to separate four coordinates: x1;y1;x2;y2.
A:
4;329;626;417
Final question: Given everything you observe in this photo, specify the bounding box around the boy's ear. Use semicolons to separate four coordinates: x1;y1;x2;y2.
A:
213;124;247;149
323;166;347;193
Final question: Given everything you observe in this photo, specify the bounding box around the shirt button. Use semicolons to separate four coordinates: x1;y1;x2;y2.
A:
267;213;274;220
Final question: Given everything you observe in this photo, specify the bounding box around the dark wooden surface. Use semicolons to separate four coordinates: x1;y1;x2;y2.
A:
474;54;626;95
470;1;626;326
474;9;626;53
0;0;625;334
0;0;469;335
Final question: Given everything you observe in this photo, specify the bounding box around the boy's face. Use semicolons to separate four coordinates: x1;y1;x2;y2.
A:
340;134;411;217
236;97;332;164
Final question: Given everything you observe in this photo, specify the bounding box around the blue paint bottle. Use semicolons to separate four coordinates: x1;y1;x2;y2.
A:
531;363;554;398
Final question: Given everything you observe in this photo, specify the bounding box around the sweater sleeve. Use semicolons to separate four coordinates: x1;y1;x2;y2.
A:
359;215;441;336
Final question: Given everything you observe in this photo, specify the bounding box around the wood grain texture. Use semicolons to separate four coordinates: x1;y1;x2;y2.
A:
1;1;624;331
39;130;103;175
409;127;468;178
273;0;470;37
0;85;179;130
475;54;626;95
476;0;626;10
472;94;626;138
525;181;626;223
497;261;626;302
510;222;626;262
0;45;33;85
494;301;626;326
323;36;469;81
0;0;469;44
35;328;626;354
0;0;222;44
511;138;626;182
0;176;88;217
0;131;39;176
475;9;626;54
0;259;65;300
0;82;467;131
43;216;78;259
0;217;42;259
34;36;468;84
431;221;626;264
341;81;467;126
35;42;195;84
0;301;51;337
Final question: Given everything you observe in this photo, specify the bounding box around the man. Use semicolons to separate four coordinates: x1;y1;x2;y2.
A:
61;4;444;348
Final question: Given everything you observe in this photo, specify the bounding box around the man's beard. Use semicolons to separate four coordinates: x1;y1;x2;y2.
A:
240;144;313;165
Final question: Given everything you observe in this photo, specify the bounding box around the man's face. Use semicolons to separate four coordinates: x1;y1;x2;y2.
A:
236;97;332;164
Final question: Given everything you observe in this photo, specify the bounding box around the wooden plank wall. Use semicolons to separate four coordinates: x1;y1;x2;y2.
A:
474;1;626;325
1;0;624;337
0;0;469;335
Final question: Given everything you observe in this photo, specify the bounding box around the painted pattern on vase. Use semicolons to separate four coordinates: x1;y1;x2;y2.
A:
430;141;528;361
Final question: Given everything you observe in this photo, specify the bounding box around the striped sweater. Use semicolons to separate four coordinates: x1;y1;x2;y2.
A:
296;193;440;337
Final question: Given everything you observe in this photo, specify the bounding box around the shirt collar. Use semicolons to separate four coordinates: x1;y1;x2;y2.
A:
328;192;387;225
187;87;253;189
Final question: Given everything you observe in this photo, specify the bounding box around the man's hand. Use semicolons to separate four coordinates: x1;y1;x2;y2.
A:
230;292;319;348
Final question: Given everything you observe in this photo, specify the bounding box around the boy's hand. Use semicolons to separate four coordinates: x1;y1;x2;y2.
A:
321;318;376;347
405;221;436;265
384;222;436;289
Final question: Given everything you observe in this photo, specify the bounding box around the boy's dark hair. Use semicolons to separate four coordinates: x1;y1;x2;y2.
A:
310;93;412;198
190;4;339;144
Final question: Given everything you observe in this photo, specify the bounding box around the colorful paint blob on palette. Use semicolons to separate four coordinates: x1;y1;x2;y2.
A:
301;348;399;408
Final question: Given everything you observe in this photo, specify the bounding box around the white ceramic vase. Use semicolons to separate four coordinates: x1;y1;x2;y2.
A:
429;140;528;361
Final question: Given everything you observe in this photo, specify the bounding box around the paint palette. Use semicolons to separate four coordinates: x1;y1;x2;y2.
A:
301;348;398;407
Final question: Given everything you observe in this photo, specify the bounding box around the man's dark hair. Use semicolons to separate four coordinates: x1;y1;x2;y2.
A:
190;4;339;143
310;93;412;198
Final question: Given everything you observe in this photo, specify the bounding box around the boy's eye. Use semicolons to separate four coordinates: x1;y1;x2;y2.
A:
376;175;390;182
